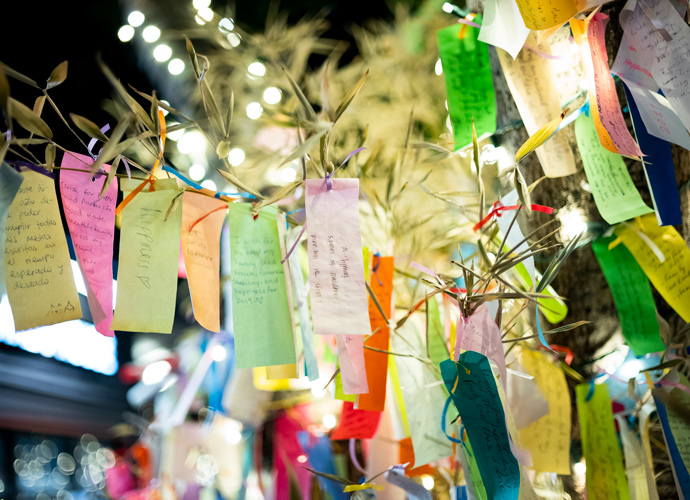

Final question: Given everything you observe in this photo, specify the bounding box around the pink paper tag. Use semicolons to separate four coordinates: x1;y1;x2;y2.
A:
59;152;117;336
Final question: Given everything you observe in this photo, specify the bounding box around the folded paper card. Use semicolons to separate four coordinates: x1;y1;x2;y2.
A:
5;168;82;330
112;179;182;334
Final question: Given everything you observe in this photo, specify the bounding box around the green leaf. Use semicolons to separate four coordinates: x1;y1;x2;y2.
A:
100;155;120;198
334;69;368;123
46;61;68;89
513;166;531;213
70;113;110;142
282;66;318;124
0;62;39;88
9;98;53;138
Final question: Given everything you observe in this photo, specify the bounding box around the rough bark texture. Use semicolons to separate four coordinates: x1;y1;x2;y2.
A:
468;0;690;498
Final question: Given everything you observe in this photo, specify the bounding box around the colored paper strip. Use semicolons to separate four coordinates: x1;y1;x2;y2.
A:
112;179;182;334
228;203;296;368
514;0;582;30
331;401;382;440
592;236;663;355
437;19;496;150
0;162;24;297
5;169;82;330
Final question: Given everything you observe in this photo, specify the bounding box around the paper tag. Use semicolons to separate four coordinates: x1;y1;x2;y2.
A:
286;226;319;381
576;383;629;499
514;0;582;30
228;203;296;368
592;236;663;355
60;153;117;336
331;401;382;440
5;169;82;330
357;255;394;411
517;350;571;474
615;214;690;322
442;353;520;500
0;163;24;298
615;414;660;500
393;321;453;466
478;0;530;59
437;20;496;150
180;192;226;332
497;36;578;177
574;114;652;224
112;179;181;333
623;84;682;226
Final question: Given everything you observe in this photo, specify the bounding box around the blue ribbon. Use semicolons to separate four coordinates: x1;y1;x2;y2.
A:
162;165;257;199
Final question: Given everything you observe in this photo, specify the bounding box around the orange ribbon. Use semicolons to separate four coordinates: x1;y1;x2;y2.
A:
473;201;554;232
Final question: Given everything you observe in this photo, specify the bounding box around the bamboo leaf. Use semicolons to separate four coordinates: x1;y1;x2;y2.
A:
216;140;231;159
185;37;201;79
320;61;335;121
44;143;55;169
278;126;329;168
100;156;120;198
46;61;68;89
89;114;136;174
224;91;234;141
282;66;318;123
33;95;46;117
0;66;9;114
10;138;48;146
513;167;531;213
216;167;264;200
98;59;155;131
515;108;568;163
200;79;225;139
334;69;368;123
0;62;39;88
252;181;303;214
129;86;194;121
301;468;355;486
70;113;110;142
9;98;53;138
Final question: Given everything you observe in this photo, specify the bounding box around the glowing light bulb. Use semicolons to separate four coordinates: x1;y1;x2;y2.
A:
227;33;241;47
212;345;226;362
167;124;185;141
197;8;214;22
248;62;266;77
559;207;587;240
280;166;297;184
443;2;454;13
263;87;281;104
219;18;234;32
168;58;185;75
193;0;211;8
142;26;161;43
435;58;443;75
422;475;435;490
322;414;337;429
177;131;206;155
189;164;206;181
118;25;135;42
127;11;145;27
160;100;170;116
246;102;263;120
153;44;172;62
574;461;586;475
142;360;172;385
201;180;217;191
229;148;245;166
296;455;308;464
618;359;643;380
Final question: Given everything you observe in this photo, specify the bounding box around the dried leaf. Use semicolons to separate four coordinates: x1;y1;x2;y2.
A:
89;114;136;174
200;79;225;139
0;65;9;113
46;61;68;89
44;143;55;170
252;181;303;214
472;120;484;220
216;140;231;159
186;37;201;79
282;66;318;123
334;69;368;123
515;108;568;163
216;167;264;200
0;62;39;88
129;86;194;121
9;98;53;138
10;138;48;146
320;61;335;121
300;468;354;486
513;166;531;213
98;59;154;131
33;95;46;117
224;91;234;141
100;155;120;198
70;113;110;142
278;126;329;168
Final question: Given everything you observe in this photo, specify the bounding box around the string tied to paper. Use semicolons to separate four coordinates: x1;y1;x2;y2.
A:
324;146;366;191
473;201;554;232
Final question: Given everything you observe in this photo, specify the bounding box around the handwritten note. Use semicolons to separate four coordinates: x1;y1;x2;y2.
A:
455;303;507;390
576;383;629;500
180;192;226;332
437;21;496;150
614;213;690;322
478;0;529;59
611;30;660;92
228;203;296;368
497;36;577;177
286;226;319;381
392;321;453;466
592;236;663;355
615;414;659;500
517;350;571;474
623;84;682;227
574;114;652;224
441;353;520;500
0;163;24;297
513;0;581;30
59;152;117;336
305;178;370;393
358;255;394;412
4;169;82;330
652;377;690;498
330;401;382;440
111;179;182;333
